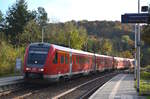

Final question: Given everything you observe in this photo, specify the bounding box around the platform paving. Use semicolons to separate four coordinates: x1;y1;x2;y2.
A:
0;76;23;86
89;74;146;99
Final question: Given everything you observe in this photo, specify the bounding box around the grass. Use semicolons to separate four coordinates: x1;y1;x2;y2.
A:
147;96;150;99
139;79;150;95
0;71;22;78
135;70;150;97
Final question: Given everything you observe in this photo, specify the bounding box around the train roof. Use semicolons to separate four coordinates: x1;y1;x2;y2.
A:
29;43;94;56
29;42;51;47
52;44;94;56
28;43;134;60
95;54;113;58
114;57;134;61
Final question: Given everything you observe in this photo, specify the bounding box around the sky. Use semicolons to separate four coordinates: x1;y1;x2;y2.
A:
0;0;149;22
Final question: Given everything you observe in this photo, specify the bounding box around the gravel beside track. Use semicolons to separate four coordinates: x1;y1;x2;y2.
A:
0;83;50;99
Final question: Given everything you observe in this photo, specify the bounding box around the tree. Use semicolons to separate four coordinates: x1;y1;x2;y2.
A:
0;10;4;24
141;47;150;66
20;20;41;46
0;11;3;40
120;50;133;58
49;22;87;49
37;7;48;27
100;39;113;55
121;35;134;50
142;25;150;45
63;22;87;49
44;22;87;49
4;0;34;45
85;36;101;53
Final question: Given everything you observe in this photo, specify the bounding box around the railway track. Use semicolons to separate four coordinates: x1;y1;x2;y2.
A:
0;71;120;99
0;79;24;96
0;82;52;99
52;72;117;99
0;70;132;99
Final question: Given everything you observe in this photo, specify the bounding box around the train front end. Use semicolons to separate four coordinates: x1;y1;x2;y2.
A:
24;43;50;79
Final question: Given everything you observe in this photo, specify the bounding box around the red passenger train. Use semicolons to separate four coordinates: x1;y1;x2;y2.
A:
23;43;134;81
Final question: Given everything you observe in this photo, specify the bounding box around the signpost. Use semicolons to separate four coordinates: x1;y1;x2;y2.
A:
16;58;21;70
121;11;150;92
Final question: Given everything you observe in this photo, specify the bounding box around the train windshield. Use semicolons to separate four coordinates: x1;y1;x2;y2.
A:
27;45;50;67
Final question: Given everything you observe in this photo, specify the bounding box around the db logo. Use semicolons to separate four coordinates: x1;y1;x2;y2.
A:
32;68;36;71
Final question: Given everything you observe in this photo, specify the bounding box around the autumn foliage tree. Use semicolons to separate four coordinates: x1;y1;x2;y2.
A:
100;39;113;55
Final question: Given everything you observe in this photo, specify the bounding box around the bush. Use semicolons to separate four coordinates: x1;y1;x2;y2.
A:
141;71;150;80
0;41;25;76
135;71;150;95
145;65;150;72
139;79;150;95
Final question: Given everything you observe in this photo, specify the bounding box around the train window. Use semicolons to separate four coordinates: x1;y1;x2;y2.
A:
73;56;76;64
79;56;82;64
87;58;89;64
53;52;58;64
76;56;78;64
65;55;68;64
61;55;64;64
80;57;86;64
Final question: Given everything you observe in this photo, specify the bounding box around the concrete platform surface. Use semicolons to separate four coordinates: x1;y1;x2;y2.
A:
0;76;23;86
89;74;146;99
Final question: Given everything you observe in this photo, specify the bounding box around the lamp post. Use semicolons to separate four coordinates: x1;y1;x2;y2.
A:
134;24;137;80
137;0;141;92
42;26;46;43
42;27;44;43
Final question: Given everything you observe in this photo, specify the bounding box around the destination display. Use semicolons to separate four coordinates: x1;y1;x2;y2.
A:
121;13;150;23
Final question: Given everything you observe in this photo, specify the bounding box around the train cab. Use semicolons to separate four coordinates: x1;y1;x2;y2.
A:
24;43;51;79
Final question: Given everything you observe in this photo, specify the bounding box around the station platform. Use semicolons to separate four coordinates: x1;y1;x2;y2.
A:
0;76;23;86
89;74;146;99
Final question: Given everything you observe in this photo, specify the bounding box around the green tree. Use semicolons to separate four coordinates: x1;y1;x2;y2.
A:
0;10;5;42
45;22;87;49
63;22;87;49
37;7;48;27
85;36;101;53
20;20;41;46
0;10;4;23
0;41;19;75
100;39;113;55
4;0;34;45
142;25;150;45
120;50;133;58
121;35;134;50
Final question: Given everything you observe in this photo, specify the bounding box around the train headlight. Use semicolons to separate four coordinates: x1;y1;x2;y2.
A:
39;68;44;72
26;68;31;71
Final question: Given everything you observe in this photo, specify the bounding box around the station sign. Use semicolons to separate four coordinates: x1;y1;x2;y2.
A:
121;13;150;23
16;58;21;70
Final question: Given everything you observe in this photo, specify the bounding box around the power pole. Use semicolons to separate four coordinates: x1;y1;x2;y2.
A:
42;26;46;43
137;0;141;92
134;24;137;80
42;27;44;43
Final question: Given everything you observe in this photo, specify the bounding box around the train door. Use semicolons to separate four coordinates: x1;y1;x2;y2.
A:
69;52;72;76
58;52;65;74
65;54;69;73
93;55;96;72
